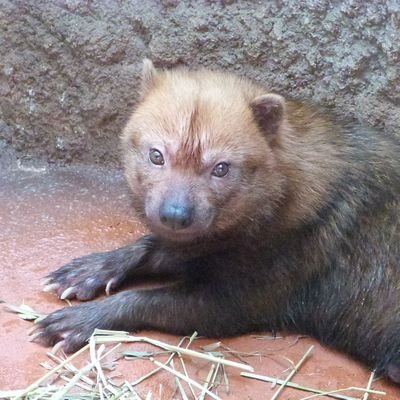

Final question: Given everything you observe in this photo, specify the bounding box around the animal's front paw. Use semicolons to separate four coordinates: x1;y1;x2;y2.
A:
31;302;108;353
42;252;127;301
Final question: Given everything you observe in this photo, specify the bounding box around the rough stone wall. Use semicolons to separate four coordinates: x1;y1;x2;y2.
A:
0;0;399;166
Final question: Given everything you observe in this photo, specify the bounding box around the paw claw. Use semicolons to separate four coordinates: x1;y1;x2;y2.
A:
42;283;60;293
29;331;43;342
27;325;39;336
105;279;116;296
34;315;47;324
60;286;77;300
51;340;66;354
41;277;54;286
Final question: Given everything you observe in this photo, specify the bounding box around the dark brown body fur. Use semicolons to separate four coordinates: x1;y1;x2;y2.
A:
36;61;400;382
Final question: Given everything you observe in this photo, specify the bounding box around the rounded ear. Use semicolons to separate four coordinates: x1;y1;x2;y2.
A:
140;59;158;98
250;94;286;137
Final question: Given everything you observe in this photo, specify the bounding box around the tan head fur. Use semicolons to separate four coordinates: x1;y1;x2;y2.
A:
122;61;344;241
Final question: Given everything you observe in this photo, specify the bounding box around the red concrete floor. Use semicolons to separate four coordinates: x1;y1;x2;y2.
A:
0;163;398;399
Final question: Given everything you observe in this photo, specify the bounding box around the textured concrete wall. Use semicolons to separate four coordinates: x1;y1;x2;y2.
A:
0;0;399;166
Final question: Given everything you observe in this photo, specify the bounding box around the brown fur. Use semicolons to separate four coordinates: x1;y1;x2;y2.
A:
36;61;400;384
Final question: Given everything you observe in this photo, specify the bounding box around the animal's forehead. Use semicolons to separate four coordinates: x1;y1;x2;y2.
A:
148;85;255;139
168;102;250;153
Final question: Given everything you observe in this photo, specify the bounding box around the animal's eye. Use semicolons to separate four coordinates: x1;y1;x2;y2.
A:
212;162;230;178
149;148;165;166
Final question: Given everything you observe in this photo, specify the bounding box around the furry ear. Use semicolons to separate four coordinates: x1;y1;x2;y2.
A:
140;59;158;97
250;94;286;137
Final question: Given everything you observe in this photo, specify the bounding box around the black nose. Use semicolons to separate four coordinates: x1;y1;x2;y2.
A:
159;200;194;230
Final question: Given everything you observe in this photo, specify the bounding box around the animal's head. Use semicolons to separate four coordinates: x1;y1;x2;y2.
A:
122;60;289;242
